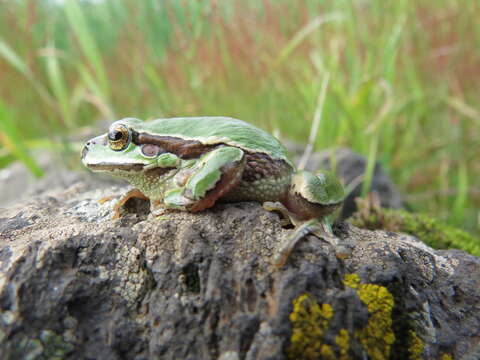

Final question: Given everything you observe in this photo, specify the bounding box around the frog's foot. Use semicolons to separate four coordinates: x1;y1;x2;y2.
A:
112;188;149;219
263;201;303;227
273;218;338;268
150;201;170;217
98;195;116;204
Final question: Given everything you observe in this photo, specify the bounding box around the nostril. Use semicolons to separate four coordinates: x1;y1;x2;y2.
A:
86;141;91;146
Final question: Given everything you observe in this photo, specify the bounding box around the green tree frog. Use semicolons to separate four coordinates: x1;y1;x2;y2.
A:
82;117;344;266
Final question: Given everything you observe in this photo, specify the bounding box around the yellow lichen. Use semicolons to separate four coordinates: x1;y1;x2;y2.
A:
335;329;350;360
320;344;335;359
288;277;397;360
287;293;335;360
440;354;453;360
408;330;424;360
343;273;361;289
344;274;395;360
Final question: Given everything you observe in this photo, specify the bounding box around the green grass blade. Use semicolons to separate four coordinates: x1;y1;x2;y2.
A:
0;38;55;108
298;72;330;169
63;0;110;100
453;162;468;222
0;102;44;177
0;39;32;78
361;134;379;197
275;12;344;66
44;44;74;128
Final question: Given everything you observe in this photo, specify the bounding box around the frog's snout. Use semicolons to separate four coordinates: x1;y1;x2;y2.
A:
81;143;88;160
81;135;107;161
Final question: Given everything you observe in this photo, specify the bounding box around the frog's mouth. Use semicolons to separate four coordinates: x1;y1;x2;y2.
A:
87;163;177;180
87;163;146;172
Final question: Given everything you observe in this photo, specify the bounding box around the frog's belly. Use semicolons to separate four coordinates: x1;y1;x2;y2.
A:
222;155;293;203
223;175;291;203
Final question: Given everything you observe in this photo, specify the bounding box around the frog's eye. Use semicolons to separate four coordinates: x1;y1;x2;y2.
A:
141;144;161;157
108;125;130;151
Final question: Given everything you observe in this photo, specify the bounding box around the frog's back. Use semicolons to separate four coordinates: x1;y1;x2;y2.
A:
136;117;291;163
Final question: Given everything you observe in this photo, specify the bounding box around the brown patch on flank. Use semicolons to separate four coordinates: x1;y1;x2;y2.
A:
242;153;292;183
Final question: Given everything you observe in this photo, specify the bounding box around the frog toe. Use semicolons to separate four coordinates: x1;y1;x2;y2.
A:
272;218;339;268
112;188;149;219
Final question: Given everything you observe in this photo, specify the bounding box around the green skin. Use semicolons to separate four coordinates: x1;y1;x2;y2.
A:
82;117;344;265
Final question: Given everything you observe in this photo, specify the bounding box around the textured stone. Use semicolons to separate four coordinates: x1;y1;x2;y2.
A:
0;175;478;359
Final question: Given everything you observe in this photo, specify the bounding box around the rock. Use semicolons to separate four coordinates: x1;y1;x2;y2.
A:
0;174;478;359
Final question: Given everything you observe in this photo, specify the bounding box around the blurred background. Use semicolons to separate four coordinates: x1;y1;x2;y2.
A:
0;0;478;235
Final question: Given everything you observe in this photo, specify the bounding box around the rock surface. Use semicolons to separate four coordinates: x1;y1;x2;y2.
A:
0;174;479;360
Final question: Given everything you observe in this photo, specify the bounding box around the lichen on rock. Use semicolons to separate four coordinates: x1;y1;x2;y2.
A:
0;176;479;359
408;329;425;360
335;329;349;360
287;293;334;360
343;274;395;360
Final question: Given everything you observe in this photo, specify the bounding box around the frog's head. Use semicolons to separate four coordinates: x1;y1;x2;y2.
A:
81;118;180;177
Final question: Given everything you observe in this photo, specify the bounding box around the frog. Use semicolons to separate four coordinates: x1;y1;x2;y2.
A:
81;117;344;267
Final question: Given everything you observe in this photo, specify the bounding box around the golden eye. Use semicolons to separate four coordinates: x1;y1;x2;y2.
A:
108;125;130;151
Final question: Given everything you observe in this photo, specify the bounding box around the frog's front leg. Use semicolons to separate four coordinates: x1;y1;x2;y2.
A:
162;146;246;212
112;188;149;219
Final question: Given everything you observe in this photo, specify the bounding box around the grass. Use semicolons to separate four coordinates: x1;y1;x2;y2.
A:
0;0;479;238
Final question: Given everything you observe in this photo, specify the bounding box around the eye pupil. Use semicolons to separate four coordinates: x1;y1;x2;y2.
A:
108;130;123;141
108;124;130;151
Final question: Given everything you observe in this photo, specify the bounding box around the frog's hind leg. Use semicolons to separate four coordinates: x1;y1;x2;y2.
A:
268;170;343;268
272;218;338;268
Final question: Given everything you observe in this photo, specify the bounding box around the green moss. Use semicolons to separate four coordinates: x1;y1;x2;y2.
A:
344;274;395;360
408;330;424;360
287;293;335;360
401;212;479;255
350;197;480;256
